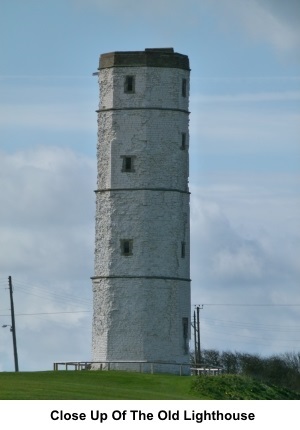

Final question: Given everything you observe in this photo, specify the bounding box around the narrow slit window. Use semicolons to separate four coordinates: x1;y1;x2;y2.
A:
182;317;189;354
124;75;135;93
181;133;186;150
181;242;186;258
182;78;187;97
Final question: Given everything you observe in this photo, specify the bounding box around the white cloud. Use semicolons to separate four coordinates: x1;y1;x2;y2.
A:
212;246;264;281
190;179;300;291
0;146;95;370
209;0;300;56
1;144;299;369
246;1;299;53
189;179;300;355
0;146;95;225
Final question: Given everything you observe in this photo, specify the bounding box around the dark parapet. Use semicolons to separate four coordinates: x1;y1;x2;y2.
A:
99;48;190;71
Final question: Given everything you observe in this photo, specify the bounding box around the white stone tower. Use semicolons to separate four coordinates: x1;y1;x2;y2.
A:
92;48;191;373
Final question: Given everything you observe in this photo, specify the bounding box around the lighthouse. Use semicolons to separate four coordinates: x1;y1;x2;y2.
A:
92;48;191;373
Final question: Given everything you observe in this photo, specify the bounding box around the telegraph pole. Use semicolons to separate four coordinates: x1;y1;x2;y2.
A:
193;310;197;365
194;305;203;366
8;276;19;372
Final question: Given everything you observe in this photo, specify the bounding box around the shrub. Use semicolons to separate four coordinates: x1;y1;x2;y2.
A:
200;349;300;392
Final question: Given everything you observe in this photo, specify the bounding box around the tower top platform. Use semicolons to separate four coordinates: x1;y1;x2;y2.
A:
99;48;190;71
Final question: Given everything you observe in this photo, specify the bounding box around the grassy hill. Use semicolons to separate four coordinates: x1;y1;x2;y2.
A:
191;374;300;400
0;371;299;400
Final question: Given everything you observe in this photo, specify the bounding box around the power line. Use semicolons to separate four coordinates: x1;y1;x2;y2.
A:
203;333;299;348
201;316;300;330
0;310;91;317
197;304;300;307
14;286;91;306
12;279;91;308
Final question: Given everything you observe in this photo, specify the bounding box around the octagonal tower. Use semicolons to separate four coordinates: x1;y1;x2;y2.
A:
92;48;191;374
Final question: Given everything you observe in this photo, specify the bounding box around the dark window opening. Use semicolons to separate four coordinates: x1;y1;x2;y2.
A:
120;239;133;256
181;133;186;150
124;76;135;93
121;156;135;172
182;317;189;354
124;241;130;254
182;78;187;97
125;157;132;171
181;242;186;258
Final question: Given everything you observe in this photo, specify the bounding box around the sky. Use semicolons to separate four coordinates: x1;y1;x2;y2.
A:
0;0;299;371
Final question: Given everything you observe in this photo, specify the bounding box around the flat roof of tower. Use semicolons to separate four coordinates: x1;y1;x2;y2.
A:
99;48;190;70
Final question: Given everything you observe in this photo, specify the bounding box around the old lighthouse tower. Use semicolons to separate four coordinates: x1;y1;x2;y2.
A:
92;48;191;373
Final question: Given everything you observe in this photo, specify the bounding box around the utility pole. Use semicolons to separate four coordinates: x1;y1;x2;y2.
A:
194;305;203;367
193;310;197;365
8;276;19;372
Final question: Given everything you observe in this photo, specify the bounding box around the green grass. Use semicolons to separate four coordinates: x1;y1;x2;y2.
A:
0;371;200;400
191;374;300;400
0;371;299;400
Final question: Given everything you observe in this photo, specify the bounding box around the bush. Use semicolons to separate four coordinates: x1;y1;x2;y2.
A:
200;349;300;392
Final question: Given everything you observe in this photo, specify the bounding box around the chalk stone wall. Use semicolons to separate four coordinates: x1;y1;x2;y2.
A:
92;49;191;373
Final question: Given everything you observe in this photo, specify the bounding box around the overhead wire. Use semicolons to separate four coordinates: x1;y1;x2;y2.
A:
0;278;92;322
12;278;91;307
201;316;300;332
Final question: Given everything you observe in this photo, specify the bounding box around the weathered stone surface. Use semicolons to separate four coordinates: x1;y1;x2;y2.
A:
92;49;191;373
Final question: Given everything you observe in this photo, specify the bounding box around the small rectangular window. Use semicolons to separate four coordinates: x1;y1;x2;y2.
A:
121;156;135;172
182;317;189;354
181;133;186;150
123;240;130;254
120;239;133;256
181;242;186;258
182;78;187;97
124;76;135;93
125;157;132;171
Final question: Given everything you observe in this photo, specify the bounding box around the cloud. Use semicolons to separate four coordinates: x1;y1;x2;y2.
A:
213;0;300;56
1;144;299;369
78;0;300;56
0;146;95;370
0;144;96;283
189;181;300;355
190;178;300;287
190;196;265;287
0;146;95;227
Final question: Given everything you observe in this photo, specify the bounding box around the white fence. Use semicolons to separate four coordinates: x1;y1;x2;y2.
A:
53;360;190;376
190;366;224;376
